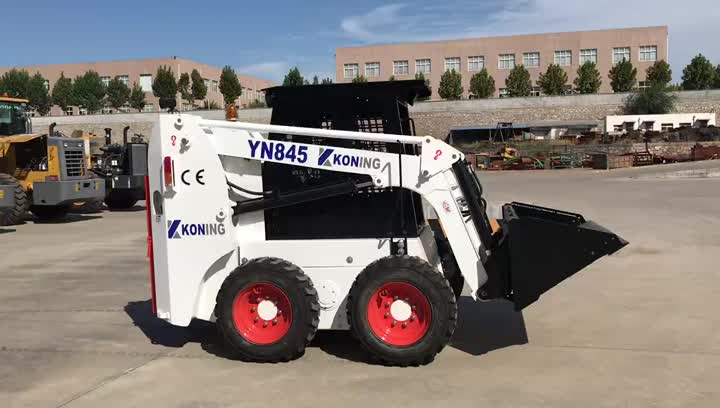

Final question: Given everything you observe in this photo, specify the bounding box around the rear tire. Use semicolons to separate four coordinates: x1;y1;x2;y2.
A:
0;173;28;226
105;191;138;209
215;257;320;362
31;204;70;220
347;256;458;366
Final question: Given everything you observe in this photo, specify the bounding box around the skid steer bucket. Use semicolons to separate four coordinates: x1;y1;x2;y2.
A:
487;202;628;310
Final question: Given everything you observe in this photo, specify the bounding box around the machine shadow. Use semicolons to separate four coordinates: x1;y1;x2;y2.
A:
125;300;218;348
450;298;528;356
32;214;103;224
126;297;528;363
106;205;146;213
0;228;17;234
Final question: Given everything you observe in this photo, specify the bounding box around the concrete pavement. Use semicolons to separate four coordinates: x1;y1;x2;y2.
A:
1;166;719;408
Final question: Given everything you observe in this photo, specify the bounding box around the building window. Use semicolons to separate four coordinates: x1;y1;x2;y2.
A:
678;123;691;128
78;108;88;116
468;56;484;71
100;76;111;87
365;62;380;77
44;80;50;90
64;107;73;116
415;59;431;74
613;47;631;64
204;78;211;91
554;50;572;66
139;74;152;92
661;123;674;131
639;46;657;62
498;54;515;70
499;88;510;98
212;80;218;92
393;60;409;75
143;104;155;113
530;87;542;97
579;49;598;64
101;107;113;114
444;57;460;72
523;52;540;67
116;75;129;86
638;81;651;90
344;63;359;79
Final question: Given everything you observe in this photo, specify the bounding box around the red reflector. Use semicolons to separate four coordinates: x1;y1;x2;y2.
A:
45;175;59;181
163;156;173;186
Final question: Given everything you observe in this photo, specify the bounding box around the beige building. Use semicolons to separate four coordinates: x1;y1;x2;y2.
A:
0;57;276;116
336;26;669;98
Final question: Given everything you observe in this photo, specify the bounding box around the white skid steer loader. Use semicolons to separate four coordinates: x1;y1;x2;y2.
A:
146;114;627;365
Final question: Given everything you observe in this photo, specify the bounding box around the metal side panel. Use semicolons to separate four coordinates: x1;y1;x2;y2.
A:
32;179;105;205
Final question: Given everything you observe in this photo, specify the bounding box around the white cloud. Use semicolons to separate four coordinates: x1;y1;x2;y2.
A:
236;61;290;82
339;0;720;81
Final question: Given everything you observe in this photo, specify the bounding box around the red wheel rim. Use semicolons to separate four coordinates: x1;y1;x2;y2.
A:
232;282;293;345
366;282;432;347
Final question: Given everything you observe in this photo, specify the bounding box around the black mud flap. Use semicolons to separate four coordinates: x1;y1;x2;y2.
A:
482;202;628;310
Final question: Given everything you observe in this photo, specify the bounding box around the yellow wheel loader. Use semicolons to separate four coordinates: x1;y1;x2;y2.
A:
0;96;105;225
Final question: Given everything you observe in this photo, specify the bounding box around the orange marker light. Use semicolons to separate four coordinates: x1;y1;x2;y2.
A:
163;156;174;186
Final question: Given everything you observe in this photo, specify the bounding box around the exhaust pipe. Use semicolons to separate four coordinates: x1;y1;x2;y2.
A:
123;126;130;145
49;122;56;137
104;128;112;145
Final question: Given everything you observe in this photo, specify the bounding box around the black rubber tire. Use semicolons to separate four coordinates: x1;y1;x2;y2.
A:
105;191;138;209
215;257;320;362
30;204;70;220
71;198;104;213
0;173;28;226
347;256;458;366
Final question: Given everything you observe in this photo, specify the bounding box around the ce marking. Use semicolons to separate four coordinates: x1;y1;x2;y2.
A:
181;169;205;186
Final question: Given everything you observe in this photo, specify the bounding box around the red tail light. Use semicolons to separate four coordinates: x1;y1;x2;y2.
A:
163;156;174;187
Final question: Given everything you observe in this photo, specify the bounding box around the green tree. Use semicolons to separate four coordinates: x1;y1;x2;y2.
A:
469;68;495;98
106;77;130;110
646;60;672;87
152;65;178;110
505;65;532;97
321;77;333;85
388;75;396;81
129;82;146;112
609;59;637;92
219;66;242;106
25;72;52;116
352;75;368;83
574;61;602;94
177;72;192;106
51;72;74;111
190;69;207;102
715;65;720;88
72;70;106;113
0;69;31;98
537;64;568;95
681;54;716;90
624;82;677;114
438;69;463;100
415;72;431;101
312;75;319;85
283;67;304;87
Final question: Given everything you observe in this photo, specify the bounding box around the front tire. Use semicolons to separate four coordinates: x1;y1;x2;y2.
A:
215;257;320;362
0;173;28;226
347;256;458;366
105;191;138;209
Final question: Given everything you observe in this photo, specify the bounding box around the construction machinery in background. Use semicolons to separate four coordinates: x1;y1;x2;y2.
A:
0;96;104;225
88;127;147;209
146;81;628;365
0;173;19;216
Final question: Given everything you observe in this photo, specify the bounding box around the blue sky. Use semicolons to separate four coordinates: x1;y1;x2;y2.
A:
2;1;718;83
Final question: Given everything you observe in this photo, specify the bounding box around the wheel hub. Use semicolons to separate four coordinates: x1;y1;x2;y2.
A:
232;282;292;345
366;282;432;347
